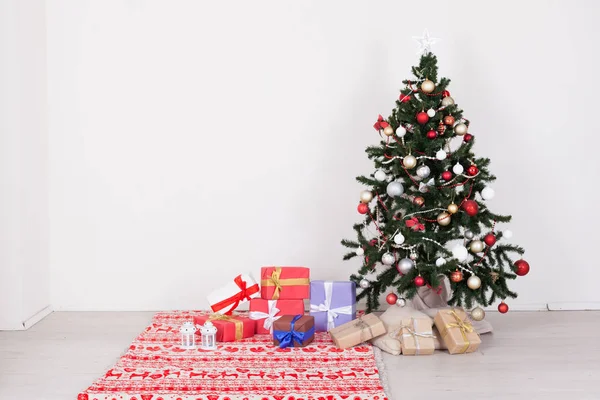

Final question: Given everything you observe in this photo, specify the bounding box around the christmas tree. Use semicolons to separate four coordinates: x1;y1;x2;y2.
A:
341;34;530;316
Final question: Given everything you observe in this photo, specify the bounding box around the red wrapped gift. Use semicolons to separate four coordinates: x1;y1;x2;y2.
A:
260;266;310;300
248;298;305;334
193;314;256;342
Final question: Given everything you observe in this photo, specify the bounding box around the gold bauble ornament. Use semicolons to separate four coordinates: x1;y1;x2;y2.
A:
437;212;451;226
403;155;417;169
467;275;482;290
441;96;455;107
450;269;463;283
383;126;394;136
470;307;486;321
360;190;373;203
454;123;468;136
420;79;435;94
443;115;455;126
470;240;485;253
447;203;459;214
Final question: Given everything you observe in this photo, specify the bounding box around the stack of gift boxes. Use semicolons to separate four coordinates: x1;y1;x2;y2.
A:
196;266;481;355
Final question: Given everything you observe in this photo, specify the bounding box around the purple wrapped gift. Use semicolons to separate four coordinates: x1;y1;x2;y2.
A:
309;280;357;332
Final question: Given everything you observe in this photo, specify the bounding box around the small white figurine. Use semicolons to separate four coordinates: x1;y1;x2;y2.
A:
179;321;197;349
200;321;218;350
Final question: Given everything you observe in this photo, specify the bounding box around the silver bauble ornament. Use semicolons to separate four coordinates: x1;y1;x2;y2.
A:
452;163;464;174
355;247;365;256
396;298;406;307
383;126;394;136
403;155;417;169
381;252;395;265
374;170;387;181
452;245;469;261
503;230;513;239
360;190;373;203
436;149;447;160
426;108;436;118
421;79;435;93
397;258;414;275
386;181;404;197
454;123;468;136
359;279;370;289
437;212;451;226
416;165;431;178
435;257;446;267
470;307;486;321
481;186;495;200
467;275;482;290
470;240;485;253
441;96;455;107
396;126;407;137
464;230;475;239
409;252;417;260
393;233;405;245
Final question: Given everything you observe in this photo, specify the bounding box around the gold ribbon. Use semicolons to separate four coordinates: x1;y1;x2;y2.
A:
208;314;244;341
440;309;474;354
260;267;310;300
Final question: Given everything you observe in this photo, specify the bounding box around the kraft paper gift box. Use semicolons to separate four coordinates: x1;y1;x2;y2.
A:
206;273;260;315
260;266;310;300
248;298;305;334
433;308;481;354
329;313;386;349
193;314;256;342
309;280;356;332
272;315;315;348
399;317;436;355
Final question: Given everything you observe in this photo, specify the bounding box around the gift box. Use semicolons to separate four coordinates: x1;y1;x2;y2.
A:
433;308;481;354
248;298;305;334
260;266;310;300
400;317;435;355
206;273;260;315
309;280;356;332
272;315;315;348
329;313;386;349
193;314;256;342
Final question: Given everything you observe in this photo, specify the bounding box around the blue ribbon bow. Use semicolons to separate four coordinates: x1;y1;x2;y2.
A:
273;315;315;348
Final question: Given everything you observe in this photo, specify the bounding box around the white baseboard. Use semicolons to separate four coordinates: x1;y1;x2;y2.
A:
22;305;53;329
547;302;600;311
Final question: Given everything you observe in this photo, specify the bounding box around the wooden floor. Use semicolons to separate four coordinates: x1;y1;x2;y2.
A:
1;311;599;400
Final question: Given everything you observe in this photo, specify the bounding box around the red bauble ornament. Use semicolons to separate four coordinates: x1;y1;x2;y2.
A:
357;203;369;214
462;200;479;216
386;293;398;305
483;233;497;247
399;94;411;103
466;165;479;176
498;302;509;313
450;269;464;283
426;130;437;139
441;171;453;181
414;276;425;287
442;90;450;97
464;133;473;142
416;112;429;125
514;259;530;276
413;196;425;207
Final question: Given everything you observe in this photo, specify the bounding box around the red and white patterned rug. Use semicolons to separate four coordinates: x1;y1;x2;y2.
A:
78;311;389;400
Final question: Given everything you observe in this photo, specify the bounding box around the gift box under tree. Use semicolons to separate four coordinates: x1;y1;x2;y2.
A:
273;315;315;348
260;266;310;300
309;280;356;332
433;308;481;354
329;313;386;349
206;273;260;315
248;298;305;334
399;317;435;355
193;314;256;342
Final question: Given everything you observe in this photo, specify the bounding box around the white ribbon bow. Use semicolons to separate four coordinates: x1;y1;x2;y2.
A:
419;178;435;193
401;318;434;355
248;300;281;333
310;281;355;331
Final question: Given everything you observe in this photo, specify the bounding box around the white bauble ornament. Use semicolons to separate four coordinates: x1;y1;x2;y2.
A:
481;186;495;200
452;163;464;174
386;181;404;197
359;279;370;289
421;79;435;93
403;155;417;169
360;190;373;203
393;233;405;245
503;230;513;239
381;252;395;265
441;96;455;107
436;149;447;160
374;170;387;181
396;126;407;137
435;257;446;267
427;108;436;118
464;230;474;239
397;258;414;274
470;307;486;321
470;240;485;253
454;123;468;136
383;126;394;136
437;212;451;226
355;247;365;256
452;245;469;262
396;298;406;307
416;165;431;178
467;275;482;290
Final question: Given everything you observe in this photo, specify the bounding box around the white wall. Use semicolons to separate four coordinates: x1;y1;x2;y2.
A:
46;0;600;311
0;0;50;329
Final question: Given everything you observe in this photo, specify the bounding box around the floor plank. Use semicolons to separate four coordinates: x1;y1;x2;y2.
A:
1;311;599;399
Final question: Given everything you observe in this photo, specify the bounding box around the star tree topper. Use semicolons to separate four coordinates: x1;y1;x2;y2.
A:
412;29;439;55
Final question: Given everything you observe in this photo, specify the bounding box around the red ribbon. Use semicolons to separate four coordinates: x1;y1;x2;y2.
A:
211;275;259;315
405;217;425;232
373;114;389;131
